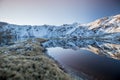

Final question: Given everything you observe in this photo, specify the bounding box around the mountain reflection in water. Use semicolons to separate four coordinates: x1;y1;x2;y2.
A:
47;47;120;80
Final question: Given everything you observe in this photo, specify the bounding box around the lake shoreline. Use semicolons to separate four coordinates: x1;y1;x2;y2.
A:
45;47;94;80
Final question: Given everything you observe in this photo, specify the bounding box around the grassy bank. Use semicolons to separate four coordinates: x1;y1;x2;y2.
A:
0;38;73;80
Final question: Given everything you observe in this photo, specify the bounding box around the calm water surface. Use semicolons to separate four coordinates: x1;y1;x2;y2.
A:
47;47;120;80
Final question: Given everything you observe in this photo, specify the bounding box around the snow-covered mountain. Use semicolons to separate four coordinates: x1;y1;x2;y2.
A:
0;22;91;46
0;14;120;46
0;14;120;59
87;14;120;33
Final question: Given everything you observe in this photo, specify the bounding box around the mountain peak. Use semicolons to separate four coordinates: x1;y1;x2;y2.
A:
87;14;120;30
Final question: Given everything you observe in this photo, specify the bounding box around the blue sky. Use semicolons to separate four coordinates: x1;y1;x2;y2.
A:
0;0;120;25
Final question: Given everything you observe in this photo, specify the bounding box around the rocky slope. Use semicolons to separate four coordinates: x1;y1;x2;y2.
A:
86;14;120;59
87;14;120;33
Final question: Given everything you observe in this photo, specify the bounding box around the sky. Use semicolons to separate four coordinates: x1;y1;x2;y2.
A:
0;0;120;25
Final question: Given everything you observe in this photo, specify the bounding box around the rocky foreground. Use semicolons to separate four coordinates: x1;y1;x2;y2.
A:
0;38;74;80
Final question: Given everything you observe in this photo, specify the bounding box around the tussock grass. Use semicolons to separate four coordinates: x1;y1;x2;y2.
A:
0;38;73;80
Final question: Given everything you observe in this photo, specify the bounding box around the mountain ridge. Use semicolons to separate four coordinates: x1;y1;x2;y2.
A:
0;14;120;46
